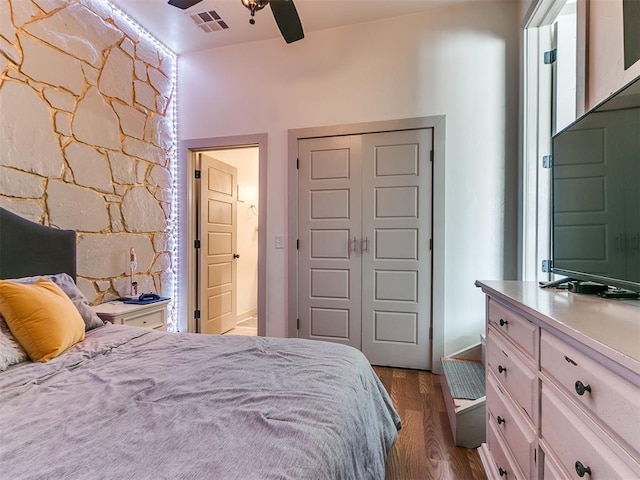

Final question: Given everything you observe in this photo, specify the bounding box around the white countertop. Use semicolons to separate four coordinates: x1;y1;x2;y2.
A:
475;281;640;375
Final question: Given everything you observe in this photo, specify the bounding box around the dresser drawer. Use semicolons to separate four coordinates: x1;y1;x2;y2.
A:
488;298;538;359
541;381;640;479
94;300;169;331
540;330;640;456
486;327;537;421
486;372;535;477
124;309;165;329
486;416;525;480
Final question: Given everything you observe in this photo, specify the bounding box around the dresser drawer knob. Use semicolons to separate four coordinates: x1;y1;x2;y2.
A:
574;380;592;396
498;467;507;477
498;365;507;374
499;318;508;327
575;461;591;477
497;416;505;425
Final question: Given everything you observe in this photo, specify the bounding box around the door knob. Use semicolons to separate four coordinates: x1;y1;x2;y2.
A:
233;253;240;259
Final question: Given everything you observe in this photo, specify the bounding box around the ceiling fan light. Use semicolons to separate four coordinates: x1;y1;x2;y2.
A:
241;0;269;12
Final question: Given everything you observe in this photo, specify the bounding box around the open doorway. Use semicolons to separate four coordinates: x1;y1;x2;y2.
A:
182;134;267;337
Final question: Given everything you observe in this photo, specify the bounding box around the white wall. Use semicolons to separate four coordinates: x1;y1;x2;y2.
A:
202;148;259;320
178;1;520;354
588;0;640;108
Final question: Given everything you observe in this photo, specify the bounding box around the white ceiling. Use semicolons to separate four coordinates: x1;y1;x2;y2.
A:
109;0;484;54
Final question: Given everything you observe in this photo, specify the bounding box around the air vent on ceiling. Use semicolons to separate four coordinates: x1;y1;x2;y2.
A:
189;10;229;33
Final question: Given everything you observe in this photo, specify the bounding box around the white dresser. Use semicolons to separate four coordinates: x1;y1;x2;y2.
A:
93;299;169;331
475;281;640;479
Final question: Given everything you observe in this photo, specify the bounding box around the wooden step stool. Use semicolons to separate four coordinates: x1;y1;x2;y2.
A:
439;341;486;448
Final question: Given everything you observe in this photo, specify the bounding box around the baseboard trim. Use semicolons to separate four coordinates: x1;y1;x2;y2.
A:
237;308;258;323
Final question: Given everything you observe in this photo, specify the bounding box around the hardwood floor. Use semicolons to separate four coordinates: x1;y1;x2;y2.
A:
374;367;487;480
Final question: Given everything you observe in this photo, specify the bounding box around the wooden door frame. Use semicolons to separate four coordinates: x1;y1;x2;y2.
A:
180;134;267;336
287;116;446;373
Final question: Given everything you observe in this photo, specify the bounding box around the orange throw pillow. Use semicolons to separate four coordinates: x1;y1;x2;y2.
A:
0;278;85;362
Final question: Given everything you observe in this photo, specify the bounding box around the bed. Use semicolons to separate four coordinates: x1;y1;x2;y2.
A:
0;207;401;479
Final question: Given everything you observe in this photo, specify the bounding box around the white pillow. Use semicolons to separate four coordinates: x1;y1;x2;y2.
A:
0;316;29;371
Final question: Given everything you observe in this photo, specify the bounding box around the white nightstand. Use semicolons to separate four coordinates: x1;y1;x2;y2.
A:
93;299;170;331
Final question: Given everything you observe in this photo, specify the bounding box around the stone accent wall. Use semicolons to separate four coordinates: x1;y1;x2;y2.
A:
0;0;176;306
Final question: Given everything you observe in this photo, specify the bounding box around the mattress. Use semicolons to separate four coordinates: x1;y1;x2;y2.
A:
0;325;400;479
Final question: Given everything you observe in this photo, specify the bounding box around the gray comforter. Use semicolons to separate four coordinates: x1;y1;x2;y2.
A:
0;325;400;479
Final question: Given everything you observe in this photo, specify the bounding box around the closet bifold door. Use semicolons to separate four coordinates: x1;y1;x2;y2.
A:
297;135;363;350
360;129;433;370
297;129;433;370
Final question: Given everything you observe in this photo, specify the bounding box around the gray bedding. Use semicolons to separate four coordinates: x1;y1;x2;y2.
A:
0;325;400;479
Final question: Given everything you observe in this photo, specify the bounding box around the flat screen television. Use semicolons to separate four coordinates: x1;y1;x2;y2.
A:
551;75;640;295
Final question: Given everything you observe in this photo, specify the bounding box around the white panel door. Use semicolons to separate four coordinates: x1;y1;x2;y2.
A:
199;154;238;335
298;129;433;370
298;136;362;348
361;129;432;369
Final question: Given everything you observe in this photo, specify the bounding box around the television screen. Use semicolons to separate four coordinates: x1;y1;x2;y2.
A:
552;75;640;294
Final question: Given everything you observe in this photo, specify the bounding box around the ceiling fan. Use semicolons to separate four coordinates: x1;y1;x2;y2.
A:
167;0;304;44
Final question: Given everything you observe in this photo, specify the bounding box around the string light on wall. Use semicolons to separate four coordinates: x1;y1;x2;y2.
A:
100;0;179;332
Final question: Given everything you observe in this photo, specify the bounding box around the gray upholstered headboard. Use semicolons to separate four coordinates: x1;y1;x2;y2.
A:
0;207;77;281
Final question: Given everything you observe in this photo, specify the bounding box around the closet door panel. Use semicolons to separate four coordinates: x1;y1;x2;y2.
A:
361;129;433;370
298;136;362;349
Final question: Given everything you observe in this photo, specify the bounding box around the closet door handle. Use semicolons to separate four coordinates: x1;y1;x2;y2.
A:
361;237;369;254
351;237;359;254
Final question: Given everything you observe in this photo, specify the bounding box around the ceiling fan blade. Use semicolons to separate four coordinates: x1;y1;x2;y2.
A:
269;0;304;44
167;0;203;10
